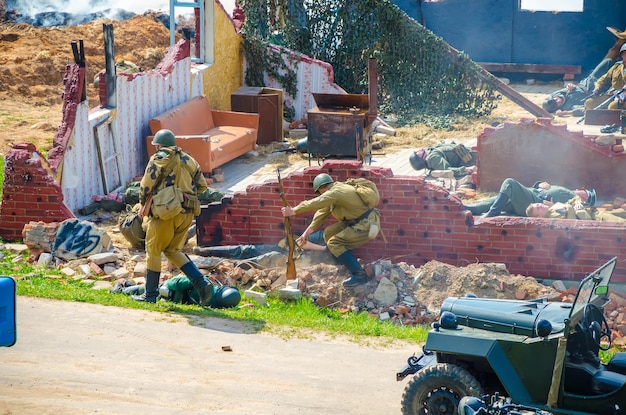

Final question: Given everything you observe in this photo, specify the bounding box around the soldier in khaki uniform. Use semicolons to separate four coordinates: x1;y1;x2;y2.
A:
526;202;626;222
136;129;214;305
281;173;380;287
584;43;626;110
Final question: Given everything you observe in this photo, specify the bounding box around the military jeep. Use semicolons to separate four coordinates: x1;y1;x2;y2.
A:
397;257;626;415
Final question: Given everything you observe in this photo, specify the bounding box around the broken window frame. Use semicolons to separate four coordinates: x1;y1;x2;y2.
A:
169;0;213;64
519;0;583;13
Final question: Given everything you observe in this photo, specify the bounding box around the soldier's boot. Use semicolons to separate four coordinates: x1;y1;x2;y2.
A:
335;251;368;287
483;192;510;217
131;270;160;303
180;260;214;306
463;196;496;216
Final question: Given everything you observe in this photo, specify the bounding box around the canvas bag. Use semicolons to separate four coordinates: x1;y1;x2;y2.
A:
150;153;185;220
345;178;380;208
151;185;185;220
118;205;146;248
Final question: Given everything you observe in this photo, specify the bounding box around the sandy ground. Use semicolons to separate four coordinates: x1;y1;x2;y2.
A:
0;296;417;415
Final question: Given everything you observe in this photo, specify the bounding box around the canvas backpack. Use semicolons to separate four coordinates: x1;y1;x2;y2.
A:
118;206;146;249
345;178;380;208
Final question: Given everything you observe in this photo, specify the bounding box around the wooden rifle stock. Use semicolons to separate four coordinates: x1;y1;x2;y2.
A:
277;169;297;279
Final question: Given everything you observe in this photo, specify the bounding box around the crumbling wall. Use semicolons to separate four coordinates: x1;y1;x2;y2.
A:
0;144;74;241
196;160;626;283
477;118;626;199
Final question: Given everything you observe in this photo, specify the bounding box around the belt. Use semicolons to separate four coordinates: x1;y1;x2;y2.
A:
343;208;374;226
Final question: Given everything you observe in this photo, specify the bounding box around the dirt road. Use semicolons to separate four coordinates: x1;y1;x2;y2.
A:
0;297;417;414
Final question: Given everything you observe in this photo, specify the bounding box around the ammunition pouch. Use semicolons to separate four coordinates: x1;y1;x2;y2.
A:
453;144;473;165
182;193;201;216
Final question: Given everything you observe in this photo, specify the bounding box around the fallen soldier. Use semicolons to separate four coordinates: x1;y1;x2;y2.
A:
409;142;477;179
464;178;596;217
542;58;615;116
111;274;241;308
526;201;626;222
192;231;333;269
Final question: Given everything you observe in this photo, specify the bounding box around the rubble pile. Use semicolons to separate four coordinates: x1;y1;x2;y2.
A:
5;217;626;346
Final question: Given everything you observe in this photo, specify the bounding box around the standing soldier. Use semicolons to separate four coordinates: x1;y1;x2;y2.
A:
281;173;380;287
136;129;214;305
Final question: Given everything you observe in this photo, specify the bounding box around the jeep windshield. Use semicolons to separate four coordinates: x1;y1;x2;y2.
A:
568;257;616;327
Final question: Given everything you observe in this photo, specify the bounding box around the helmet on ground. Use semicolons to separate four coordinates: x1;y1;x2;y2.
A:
586;189;597;206
457;396;486;415
212;286;241;308
152;129;176;147
620;43;626;54
409;149;428;170
542;97;558;113
313;173;334;192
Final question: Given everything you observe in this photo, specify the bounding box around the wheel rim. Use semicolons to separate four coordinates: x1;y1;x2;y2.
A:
424;387;458;414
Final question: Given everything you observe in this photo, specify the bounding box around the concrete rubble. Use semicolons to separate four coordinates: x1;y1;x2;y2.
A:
3;217;626;347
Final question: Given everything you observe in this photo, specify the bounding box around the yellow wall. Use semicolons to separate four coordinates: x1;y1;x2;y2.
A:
203;1;243;110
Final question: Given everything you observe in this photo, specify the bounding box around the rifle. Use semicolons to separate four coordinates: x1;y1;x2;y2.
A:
277;169;297;279
577;86;626;124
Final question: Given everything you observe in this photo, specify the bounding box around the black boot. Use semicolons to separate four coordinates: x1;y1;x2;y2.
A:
335;251;368;287
132;270;160;303
463;196;496;216
180;260;214;306
483;192;510;217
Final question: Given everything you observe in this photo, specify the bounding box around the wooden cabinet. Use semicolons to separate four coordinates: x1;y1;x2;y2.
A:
307;93;372;160
231;86;283;145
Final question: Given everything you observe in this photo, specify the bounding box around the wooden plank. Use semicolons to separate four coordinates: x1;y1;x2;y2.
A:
477;62;581;75
448;48;553;119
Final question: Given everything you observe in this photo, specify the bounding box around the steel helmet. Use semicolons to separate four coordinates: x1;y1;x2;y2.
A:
211;286;241;308
457;396;486;415
313;173;333;192
542;97;559;113
409;149;428;170
586;189;597;206
152;129;176;147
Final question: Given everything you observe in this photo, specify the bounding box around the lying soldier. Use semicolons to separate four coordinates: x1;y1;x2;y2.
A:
526;201;626;222
464;178;596;217
409;142;477;179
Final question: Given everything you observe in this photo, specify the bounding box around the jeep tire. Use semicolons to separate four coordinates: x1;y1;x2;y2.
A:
401;363;483;415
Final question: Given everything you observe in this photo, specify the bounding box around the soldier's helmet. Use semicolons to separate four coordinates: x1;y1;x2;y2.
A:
152;129;176;147
313;173;334;193
212;286;241;308
542;97;559;113
409;149;428;170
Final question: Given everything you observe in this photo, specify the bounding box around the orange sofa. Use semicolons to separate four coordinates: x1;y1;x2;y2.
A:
147;95;259;174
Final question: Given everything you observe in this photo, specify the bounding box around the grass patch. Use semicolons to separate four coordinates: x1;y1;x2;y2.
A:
1;249;428;345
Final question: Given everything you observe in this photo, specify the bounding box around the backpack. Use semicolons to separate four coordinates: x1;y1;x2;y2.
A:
345;178;380;208
118;206;146;249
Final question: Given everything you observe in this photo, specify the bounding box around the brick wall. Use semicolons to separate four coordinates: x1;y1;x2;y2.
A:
477;118;626;199
0;144;74;242
196;160;626;283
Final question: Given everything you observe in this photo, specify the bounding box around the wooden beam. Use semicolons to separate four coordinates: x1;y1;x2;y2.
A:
477;62;581;75
446;47;553;119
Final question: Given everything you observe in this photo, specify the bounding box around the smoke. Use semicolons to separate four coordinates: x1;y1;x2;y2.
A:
6;0;170;15
5;0;171;26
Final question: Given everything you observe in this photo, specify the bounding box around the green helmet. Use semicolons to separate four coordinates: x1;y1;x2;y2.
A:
152;129;176;147
211;286;241;308
409;149;428;170
313;173;333;192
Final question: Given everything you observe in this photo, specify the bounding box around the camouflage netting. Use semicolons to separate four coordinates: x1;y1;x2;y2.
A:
239;0;499;125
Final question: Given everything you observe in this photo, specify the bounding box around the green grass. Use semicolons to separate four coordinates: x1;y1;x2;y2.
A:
0;249;429;345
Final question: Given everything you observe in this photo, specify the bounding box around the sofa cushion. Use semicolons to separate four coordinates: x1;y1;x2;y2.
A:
148;96;215;135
